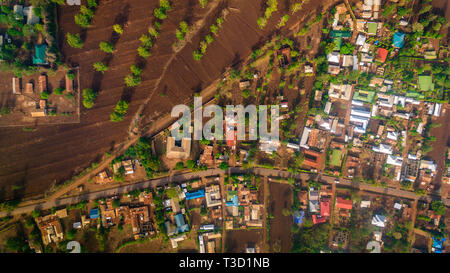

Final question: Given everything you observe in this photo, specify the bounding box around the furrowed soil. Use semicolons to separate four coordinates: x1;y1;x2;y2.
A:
0;0;333;200
225;228;264;253
268;181;293;253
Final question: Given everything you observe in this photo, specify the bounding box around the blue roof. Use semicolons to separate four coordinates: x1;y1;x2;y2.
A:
89;208;99;219
393;32;405;48
226;195;239;207
185;189;205;200
294;210;305;224
174;214;189;233
32;44;47;65
432;237;443;249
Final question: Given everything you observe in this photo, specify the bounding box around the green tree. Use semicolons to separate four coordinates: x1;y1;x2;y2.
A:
138;46;151;58
219;162;228;170
199;0;208;8
53;87;64;95
112;199;120;208
210;24;218;34
99;41;114;53
114;100;129;115
31;209;40;218
66;33;83;49
40;91;50;100
193;50;203;60
431;201;446;216
82;88;97;109
93;62;108;73
113;24;123;34
124;74;141;87
66;229;77;240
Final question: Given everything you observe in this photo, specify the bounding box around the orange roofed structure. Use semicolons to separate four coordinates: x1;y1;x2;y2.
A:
376;48;388;63
336;197;352;210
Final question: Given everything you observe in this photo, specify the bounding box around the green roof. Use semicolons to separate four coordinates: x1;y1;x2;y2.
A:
330;150;343;167
367;22;378;35
330;30;352;38
418;75;434;91
333;37;342;51
353;90;375;103
32;44;47;65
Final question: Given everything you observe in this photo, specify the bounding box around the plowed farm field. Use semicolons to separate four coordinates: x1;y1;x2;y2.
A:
0;0;333;200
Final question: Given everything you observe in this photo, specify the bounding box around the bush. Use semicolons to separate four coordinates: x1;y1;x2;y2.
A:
175;162;184;170
99;41;114;53
66;229;77;241
241;89;251;98
53;87;64;95
124;74;141;87
138;46;151;58
31;209;40;218
199;0;208;8
40;91;50;100
193;50;203;60
66;33;83;49
93;62;108;73
113;24;123;34
82;88;98;109
219;162;228;170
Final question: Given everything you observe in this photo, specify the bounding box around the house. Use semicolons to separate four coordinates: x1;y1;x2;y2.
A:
361;200;371;208
294;210;305;225
239;80;251;89
185;189;205;201
312;214;327;225
166;136;191;159
66;73;74;92
328;83;352;101
122;160;134;174
174;213;189;233
35;215;64;245
373;143;393;155
32;44;48;65
38;75;47;93
327;52;341;65
336;197;352;210
205;185;221;208
371;214;386;228
170;234;187;248
386;155;403;167
12;77;21;95
89;208;99;219
23;6;40;25
375;48;388;63
321;201;330;217
392;32;405;48
324;102;332;115
303;149;322;169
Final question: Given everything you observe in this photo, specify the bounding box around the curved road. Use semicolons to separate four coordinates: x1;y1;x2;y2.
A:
1;167;448;218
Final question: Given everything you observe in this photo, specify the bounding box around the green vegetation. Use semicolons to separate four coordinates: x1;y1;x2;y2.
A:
291;223;330;253
176;21;189;40
75;5;95;28
257;0;278;29
153;0;171;20
53;87;64;95
431;201;446;216
99;41;114;53
110;100;129;122
93;62;108;73
66;33;83;49
113;24;123;34
124;64;143;87
199;0;208;8
82;88;98;109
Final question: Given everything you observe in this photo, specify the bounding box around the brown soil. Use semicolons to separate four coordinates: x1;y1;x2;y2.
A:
268;181;293;252
225;228;264;253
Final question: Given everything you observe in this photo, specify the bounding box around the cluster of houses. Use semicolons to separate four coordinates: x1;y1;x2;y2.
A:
93;193;157;240
224;177;263;230
10;71;75;118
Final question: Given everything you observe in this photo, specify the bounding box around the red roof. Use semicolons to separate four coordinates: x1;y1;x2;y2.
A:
321;201;330;217
312;214;327;225
336;197;352;210
226;129;236;148
376;48;388;63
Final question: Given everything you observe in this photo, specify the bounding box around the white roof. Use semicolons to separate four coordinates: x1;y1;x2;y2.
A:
387;131;398;141
342;55;354;67
371;215;386;228
373;144;393;155
324;102;332;114
433;103;441;117
394;203;402;210
356;34;366;46
387;155;403;167
327;52;340;64
299;127;311;149
420;160;437;173
361;200;371;208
